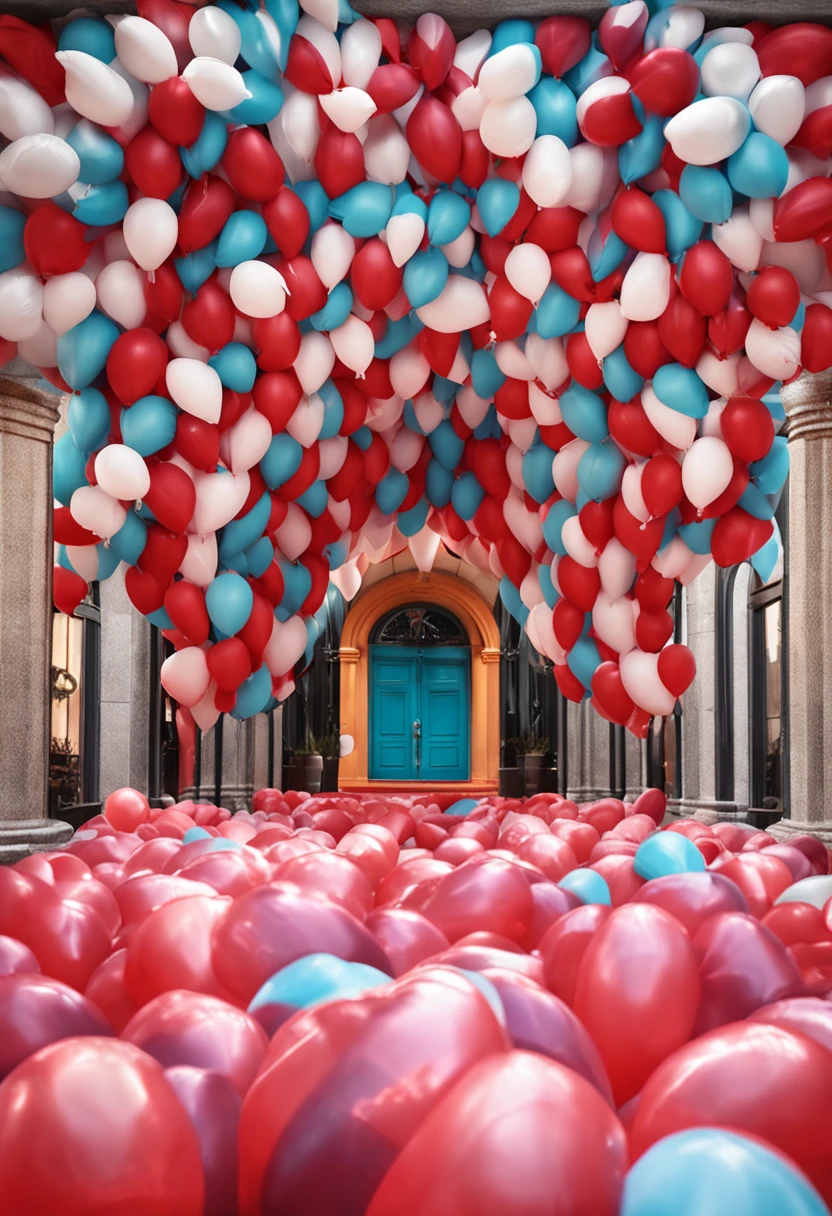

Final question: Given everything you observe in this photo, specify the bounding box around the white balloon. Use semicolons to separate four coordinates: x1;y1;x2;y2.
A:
363;114;410;185
0;267;43;342
0;67;54;140
585;301;628;361
696;349;741;398
295;16;341;90
506;415;538;454
622;462;650;522
455;28;492;79
18;318;57;368
294;330;334;394
276;503;313;561
96;261;147;331
749;197;776;242
341;19;382;89
190;469;250;534
161;647;210;709
55;51;135;126
773;875;832;910
456;384;491;429
166;359;223;424
645;6;704;51
523;136;574;207
277;87;320;164
265;614;309;677
761;237;825;294
70;485;127;541
593;591;637;656
166;320;209;363
700;42;760;101
562;514;599;568
504;244;551;306
652;535;695;579
642;384;697;449
180;533;217;586
620;648;676;715
665;97;751;165
188;7;242;64
748;75;806;146
319;87;376;133
331;314;374;376
385;210;425;268
441;226;476;270
745;318;801;380
480;96;536;157
526;335;569;392
409;527;441;573
311;223;355;289
182;57;251;111
478;43;540;101
451;86;489;132
229;261;288;318
598;537;636;599
287;394;325;447
416;275;489;333
390;343;430;399
620;253;671;322
552;439;589;503
65;544;99;582
699;397;728;440
318;435;348;480
565;143;614;213
94;445;150;501
0;133;79;198
191;681;221;732
520;564;545;610
712;205;762;272
114;16;178;84
495;339;535;382
682;436;734;510
576;76;631;135
300;0;339;34
330;559;362;601
228;408;273;473
391;427;425;472
107;59;149;146
123;198;178;271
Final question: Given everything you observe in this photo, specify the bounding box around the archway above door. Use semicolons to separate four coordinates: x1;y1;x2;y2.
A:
339;572;501;794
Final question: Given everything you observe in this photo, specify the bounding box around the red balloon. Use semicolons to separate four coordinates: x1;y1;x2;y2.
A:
756;21;832;86
314;124;365;199
629;47;700;115
773;176;832;242
635;608;674;653
611;187;666;254
407;13;455;88
708;293;753;358
496;532;532;587
608;397;663;456
763;902;831;947
144;258;184;323
143;461;196;533
0;15;64;106
631;1022;832;1205
420;857;533;944
262;187;310;259
178;174;235;255
222;127;284;202
104;787;150;832
284;28;336;92
711;507;774;568
281;255;328;322
164;1067;241;1216
138;524;188;584
253;312;301;372
746;265;801;330
23;203;87;275
623;319;672;379
350;238;403;311
366;908;449;977
592;661;635;725
488;276;534;341
657;643;696;696
125;894;235;1006
367;63;421;113
175;414;219;471
802;302;832;374
679;240;734;317
631;870;747;936
579;87;641;147
558;556;601;613
459;128;490;189
163;580;209;646
406;94;463;183
106;328;168;406
751;996;832;1054
535;16;591;78
613;496;665;571
0;973;112;1080
148;75;205;146
0;934;39;978
125;125;182;199
53;564;87;616
205;637;251;692
716;854;794;919
554;662;586;703
720;396;775;463
540;903;612;1006
565;329;606;388
658;292;707;367
181;279;235;353
641;453;683;516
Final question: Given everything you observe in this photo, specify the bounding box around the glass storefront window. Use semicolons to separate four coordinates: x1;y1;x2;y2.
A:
50;611;83;812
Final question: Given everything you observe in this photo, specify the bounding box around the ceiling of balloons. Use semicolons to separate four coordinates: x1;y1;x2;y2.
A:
7;0;829;735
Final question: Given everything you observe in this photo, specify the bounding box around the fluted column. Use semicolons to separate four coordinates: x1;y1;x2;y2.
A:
771;369;832;844
567;699;612;802
0;376;72;860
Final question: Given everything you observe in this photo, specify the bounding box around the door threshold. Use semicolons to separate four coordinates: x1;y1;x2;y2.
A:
340;781;498;794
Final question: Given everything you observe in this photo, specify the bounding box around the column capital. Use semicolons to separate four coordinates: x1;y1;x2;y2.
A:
0;375;61;444
782;370;832;443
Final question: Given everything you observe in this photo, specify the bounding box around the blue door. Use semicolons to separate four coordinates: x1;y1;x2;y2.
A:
370;645;470;781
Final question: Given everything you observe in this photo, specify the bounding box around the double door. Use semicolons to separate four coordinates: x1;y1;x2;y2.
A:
369;645;470;782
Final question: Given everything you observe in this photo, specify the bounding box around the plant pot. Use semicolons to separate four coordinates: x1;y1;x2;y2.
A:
321;756;339;793
499;767;524;797
522;753;546;797
285;755;323;794
538;767;559;794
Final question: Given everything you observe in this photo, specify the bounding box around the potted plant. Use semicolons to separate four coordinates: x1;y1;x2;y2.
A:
285;734;324;794
513;735;550;797
318;734;341;792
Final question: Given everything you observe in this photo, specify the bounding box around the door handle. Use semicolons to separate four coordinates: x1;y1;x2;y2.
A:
413;720;421;770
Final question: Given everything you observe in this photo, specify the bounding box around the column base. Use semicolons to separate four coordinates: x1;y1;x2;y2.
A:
567;786;613;803
0;818;73;865
179;784;253;813
667;798;749;825
768;818;832;847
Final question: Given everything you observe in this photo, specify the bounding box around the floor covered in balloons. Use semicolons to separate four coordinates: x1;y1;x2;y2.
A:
1;786;832;1214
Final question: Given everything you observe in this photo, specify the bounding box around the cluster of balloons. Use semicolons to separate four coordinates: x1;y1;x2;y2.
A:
3;4;830;728
1;783;832;1213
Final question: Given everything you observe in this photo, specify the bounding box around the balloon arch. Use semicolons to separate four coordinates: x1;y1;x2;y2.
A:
3;2;826;734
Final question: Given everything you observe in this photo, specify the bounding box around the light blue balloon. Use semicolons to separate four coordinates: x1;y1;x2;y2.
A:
57;310;119;391
310;280;353;331
175;241;218;294
622;1128;830;1216
219;0;281;76
261;433;303;489
202;836;244;853
293;180;328;235
219;492;272;560
229;71;283;125
538;562;559;609
67;388;110;453
375;313;423;359
181;112;227;178
0;205;26;272
404;248;449;309
206;571;254;636
451;471;485;520
679;164;733;224
429;419;464;471
94;543;122;582
58;16;115;61
635;830;706;879
536;283;581;338
428;190;470;247
653;363;709;418
426;458;454;508
603;345;645;402
588;230;630;281
245;536;274;579
65;120;124;186
231;663;273;719
738;482;775;521
375;467;409;514
397;497;430;536
446;797;479;816
216;210;268;267
619;115;665;185
543;499;577;555
391;191;428;223
578;441;626;502
489;20;536;55
146;606;174;629
209;343;257;392
499;576;529;627
296;479;327;517
750;531;780;582
564;38;612;96
652;189;703;258
318;381;344;440
529;77;578;145
109;511;147;565
73;180;128;227
262;0;297;68
751;436;789;495
329;183;392;238
728;132;789;200
567;635;601;690
560;384;609;443
277;556;312;619
762;390;786;423
523;443;556;504
559;869;611;905
471;348;506;397
248;953;391;1013
678;517;716;554
476;178;520;238
182;826;212;844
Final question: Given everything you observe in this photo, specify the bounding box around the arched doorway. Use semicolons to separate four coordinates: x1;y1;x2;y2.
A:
369;605;470;782
339;572;500;793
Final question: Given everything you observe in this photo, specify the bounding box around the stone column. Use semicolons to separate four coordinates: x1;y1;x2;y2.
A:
567;699;612;802
0;376;72;860
191;715;255;812
771;369;832;844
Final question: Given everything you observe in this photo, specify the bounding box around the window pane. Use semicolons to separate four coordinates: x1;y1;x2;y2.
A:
754;599;783;810
50;612;83;809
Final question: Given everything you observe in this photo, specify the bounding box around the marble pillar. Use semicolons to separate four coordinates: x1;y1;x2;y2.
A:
567;699;612;802
99;567;152;799
771;370;832;844
0;376;72;860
